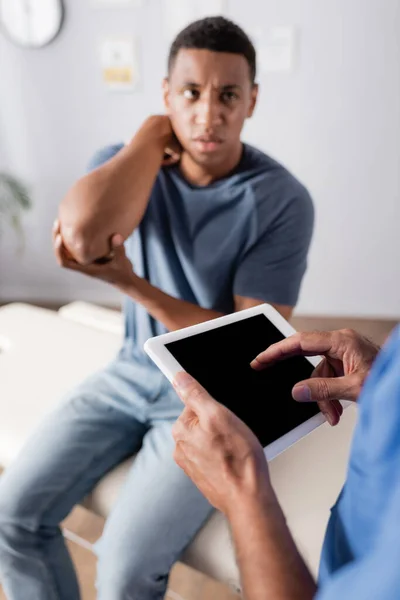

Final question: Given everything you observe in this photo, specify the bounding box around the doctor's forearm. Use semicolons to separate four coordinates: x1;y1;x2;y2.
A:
229;495;316;600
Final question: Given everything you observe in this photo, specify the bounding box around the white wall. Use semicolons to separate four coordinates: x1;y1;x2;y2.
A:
1;0;399;317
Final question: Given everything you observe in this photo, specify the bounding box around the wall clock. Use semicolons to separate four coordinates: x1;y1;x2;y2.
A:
0;0;64;48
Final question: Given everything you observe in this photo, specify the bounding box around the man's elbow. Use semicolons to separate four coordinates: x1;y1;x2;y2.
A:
58;223;96;265
58;181;102;264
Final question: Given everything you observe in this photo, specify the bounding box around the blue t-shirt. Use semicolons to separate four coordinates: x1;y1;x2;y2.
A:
317;325;400;599
89;143;314;359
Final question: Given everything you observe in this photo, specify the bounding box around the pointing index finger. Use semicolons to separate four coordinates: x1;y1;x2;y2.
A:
250;331;334;370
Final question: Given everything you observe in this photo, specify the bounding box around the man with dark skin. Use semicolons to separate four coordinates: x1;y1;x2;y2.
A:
0;17;317;600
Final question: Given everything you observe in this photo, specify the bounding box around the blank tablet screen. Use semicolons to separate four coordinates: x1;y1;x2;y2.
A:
166;314;320;447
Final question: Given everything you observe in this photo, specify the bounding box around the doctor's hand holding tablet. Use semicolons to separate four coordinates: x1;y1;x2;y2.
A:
144;303;379;515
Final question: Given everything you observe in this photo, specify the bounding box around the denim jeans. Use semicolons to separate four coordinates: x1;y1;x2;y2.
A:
0;355;213;599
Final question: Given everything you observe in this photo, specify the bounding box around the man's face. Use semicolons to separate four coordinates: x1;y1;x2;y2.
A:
163;49;258;168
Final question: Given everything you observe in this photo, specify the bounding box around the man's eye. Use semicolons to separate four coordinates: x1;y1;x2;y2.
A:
183;89;199;100
221;91;238;102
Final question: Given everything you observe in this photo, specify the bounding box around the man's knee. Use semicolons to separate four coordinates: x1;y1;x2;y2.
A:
0;518;32;560
95;539;168;600
0;476;55;554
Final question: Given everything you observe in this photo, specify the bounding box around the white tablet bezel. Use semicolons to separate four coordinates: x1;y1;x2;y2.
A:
144;303;326;460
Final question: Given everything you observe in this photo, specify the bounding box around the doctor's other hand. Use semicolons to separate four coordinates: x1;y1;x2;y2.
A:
251;329;380;425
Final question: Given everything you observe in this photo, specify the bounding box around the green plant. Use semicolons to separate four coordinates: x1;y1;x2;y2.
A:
0;172;31;245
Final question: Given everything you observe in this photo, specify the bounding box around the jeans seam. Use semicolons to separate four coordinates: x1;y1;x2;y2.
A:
147;371;166;404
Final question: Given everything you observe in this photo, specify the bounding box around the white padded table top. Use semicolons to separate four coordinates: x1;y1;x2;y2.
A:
0;303;357;586
0;303;122;465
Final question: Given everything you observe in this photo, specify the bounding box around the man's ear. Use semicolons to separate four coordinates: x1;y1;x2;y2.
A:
247;83;259;118
162;78;171;114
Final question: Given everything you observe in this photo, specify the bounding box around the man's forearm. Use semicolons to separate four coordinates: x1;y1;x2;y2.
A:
59;116;171;264
229;495;316;600
120;275;223;331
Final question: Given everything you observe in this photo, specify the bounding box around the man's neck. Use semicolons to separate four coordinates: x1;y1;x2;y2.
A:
179;143;243;187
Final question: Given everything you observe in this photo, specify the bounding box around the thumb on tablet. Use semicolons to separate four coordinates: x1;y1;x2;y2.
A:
293;376;349;404
293;377;346;426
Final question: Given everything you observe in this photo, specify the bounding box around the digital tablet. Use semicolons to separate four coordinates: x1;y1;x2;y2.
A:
144;303;326;460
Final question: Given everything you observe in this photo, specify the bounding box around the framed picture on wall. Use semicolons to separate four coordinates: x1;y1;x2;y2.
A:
163;0;227;43
99;36;140;92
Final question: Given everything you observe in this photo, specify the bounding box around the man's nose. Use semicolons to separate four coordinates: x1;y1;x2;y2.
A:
195;99;223;129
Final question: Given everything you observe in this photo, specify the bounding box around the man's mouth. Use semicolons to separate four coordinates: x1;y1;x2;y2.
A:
192;135;224;153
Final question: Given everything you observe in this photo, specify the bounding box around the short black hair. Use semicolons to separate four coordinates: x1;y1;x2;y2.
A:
168;16;256;84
